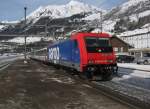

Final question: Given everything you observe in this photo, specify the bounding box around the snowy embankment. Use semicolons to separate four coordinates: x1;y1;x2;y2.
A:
0;54;23;60
118;63;150;71
0;25;5;30
5;36;53;44
0;54;24;66
116;63;150;90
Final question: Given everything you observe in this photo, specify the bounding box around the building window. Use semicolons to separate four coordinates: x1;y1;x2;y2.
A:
131;52;134;56
121;47;123;52
114;47;118;52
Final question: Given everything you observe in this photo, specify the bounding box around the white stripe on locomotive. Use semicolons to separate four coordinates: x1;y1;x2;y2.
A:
49;47;59;60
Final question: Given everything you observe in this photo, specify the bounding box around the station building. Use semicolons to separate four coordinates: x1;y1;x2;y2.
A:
119;31;150;58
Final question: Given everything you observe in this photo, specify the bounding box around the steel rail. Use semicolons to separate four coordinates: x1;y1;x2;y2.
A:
92;81;150;109
0;62;10;71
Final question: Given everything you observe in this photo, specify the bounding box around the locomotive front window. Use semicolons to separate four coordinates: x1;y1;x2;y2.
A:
85;37;113;53
85;37;110;47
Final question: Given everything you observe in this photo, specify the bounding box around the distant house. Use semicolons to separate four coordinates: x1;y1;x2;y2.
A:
110;35;132;54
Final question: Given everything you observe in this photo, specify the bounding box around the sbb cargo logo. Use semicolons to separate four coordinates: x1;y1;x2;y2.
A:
49;47;60;60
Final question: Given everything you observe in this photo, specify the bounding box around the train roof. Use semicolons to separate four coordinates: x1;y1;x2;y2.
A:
48;32;111;47
70;32;111;39
48;39;69;48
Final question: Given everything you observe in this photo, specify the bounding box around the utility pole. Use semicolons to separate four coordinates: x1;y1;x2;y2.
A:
100;11;103;33
24;7;27;63
147;24;150;48
45;19;48;37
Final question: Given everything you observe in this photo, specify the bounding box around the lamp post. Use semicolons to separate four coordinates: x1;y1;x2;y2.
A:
100;11;103;33
147;24;150;48
24;7;27;63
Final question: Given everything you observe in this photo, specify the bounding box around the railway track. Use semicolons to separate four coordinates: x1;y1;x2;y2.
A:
69;72;150;109
76;67;150;109
92;81;150;109
32;59;150;109
0;62;11;71
0;55;23;71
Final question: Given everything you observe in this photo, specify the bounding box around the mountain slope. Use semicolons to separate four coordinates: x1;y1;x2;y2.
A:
27;0;104;24
103;0;150;34
1;0;150;43
0;0;105;43
105;0;150;20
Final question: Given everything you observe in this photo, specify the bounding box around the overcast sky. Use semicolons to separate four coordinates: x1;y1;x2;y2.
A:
0;0;126;21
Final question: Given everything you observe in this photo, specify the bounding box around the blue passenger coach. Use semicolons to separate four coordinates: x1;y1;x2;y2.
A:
48;39;81;71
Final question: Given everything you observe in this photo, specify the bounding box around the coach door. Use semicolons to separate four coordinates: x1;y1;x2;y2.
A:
71;40;80;70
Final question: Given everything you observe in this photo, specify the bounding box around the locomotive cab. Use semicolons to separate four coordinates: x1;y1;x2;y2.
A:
85;36;117;80
85;36;115;65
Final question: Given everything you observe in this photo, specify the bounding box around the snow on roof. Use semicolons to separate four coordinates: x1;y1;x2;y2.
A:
118;28;149;37
91;28;113;36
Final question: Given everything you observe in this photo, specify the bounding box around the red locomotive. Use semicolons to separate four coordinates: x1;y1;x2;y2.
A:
70;32;117;80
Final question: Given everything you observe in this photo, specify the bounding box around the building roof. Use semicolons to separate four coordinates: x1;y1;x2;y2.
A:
129;48;150;52
111;35;133;48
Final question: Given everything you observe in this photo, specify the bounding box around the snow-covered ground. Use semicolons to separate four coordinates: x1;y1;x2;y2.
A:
5;36;53;44
0;25;5;30
116;68;150;90
112;63;150;90
0;54;23;69
118;63;150;71
118;67;150;79
0;53;22;60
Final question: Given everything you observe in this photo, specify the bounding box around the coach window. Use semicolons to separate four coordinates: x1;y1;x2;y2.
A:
74;40;78;48
143;52;150;57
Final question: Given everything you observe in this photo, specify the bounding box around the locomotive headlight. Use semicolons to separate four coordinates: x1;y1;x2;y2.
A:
107;60;113;63
88;60;94;64
87;67;96;72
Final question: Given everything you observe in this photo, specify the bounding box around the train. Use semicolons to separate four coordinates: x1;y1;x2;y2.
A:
30;32;117;80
